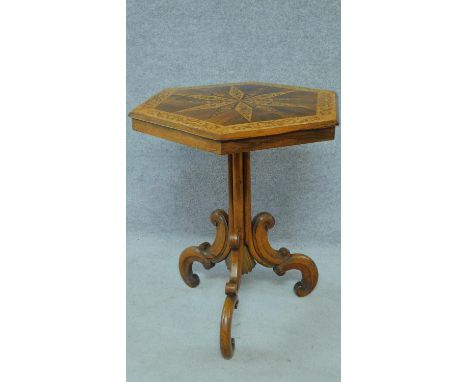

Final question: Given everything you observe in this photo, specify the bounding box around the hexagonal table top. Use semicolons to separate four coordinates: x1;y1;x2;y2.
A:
130;82;338;154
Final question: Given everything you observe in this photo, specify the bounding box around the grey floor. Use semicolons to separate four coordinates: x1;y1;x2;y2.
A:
127;231;340;382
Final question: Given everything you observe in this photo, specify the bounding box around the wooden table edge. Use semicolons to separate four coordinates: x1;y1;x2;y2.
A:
132;118;336;155
129;111;337;141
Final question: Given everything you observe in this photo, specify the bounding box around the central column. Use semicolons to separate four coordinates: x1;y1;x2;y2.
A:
225;153;244;294
225;152;256;275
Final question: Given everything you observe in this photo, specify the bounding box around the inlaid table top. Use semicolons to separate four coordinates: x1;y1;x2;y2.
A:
130;82;338;155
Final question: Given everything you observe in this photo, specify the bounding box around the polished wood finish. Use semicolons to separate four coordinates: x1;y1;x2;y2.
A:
133;119;334;155
132;82;336;359
178;209;229;287
130;82;337;154
178;153;319;359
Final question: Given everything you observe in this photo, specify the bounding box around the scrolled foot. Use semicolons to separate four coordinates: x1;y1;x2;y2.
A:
179;246;215;288
250;212;319;297
273;254;319;297
220;294;238;359
178;209;229;288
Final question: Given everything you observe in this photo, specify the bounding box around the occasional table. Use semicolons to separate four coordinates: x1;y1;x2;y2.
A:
130;82;338;359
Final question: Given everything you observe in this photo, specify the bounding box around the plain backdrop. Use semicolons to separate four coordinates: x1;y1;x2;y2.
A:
127;0;340;243
127;1;340;381
2;1;468;382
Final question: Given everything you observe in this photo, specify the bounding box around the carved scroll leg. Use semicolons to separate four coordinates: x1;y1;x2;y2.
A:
179;245;215;288
220;294;238;359
221;239;242;359
274;254;319;297
178;209;230;288
250;212;319;297
220;153;244;359
220;239;244;359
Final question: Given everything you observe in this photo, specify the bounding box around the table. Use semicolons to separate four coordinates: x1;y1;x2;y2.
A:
130;82;338;359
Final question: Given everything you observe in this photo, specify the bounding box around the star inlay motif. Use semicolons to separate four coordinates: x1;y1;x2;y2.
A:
130;82;337;141
173;86;312;123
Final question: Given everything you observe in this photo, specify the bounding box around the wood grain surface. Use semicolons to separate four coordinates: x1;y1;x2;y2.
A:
130;82;338;145
178;153;319;359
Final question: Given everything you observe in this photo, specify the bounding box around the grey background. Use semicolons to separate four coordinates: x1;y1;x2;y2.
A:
127;1;340;381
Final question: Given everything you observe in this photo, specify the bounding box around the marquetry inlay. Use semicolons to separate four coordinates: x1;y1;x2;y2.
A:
130;82;337;140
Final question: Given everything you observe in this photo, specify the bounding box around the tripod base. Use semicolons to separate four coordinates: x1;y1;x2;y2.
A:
178;153;318;359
